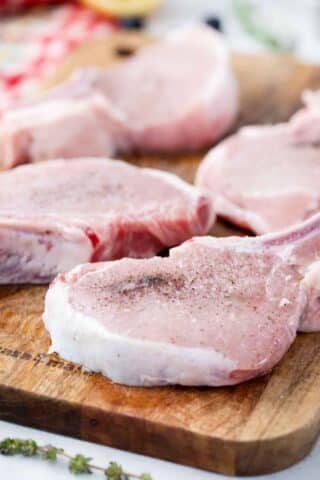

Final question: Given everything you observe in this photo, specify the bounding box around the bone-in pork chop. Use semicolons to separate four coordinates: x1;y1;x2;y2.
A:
0;25;238;168
43;214;320;387
196;90;320;234
0;158;213;283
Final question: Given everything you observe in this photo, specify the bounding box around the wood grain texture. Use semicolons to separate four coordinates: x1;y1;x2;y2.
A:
1;32;320;476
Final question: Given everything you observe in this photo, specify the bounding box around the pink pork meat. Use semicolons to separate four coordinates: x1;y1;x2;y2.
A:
196;90;320;234
43;214;320;387
0;25;239;168
0;158;213;283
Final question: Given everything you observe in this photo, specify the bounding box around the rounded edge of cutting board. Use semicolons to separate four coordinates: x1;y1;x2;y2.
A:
233;420;320;475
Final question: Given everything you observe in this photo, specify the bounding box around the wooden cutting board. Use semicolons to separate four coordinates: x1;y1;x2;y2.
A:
1;32;320;477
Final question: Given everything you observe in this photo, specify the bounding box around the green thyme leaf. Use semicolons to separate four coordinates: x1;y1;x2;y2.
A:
0;436;152;479
42;445;62;460
20;439;38;457
0;438;23;455
104;461;124;479
69;454;92;474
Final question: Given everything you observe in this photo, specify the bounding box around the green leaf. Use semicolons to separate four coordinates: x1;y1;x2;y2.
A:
69;454;92;474
42;445;62;460
0;438;23;455
20;439;38;457
104;461;124;479
0;437;149;479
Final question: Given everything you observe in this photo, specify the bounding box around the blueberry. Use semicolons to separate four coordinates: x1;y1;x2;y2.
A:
121;17;145;30
204;15;223;32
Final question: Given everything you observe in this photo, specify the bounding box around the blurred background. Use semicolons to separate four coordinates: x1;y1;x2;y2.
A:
1;0;319;112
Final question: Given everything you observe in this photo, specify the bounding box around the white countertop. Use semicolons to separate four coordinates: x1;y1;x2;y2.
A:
1;1;320;479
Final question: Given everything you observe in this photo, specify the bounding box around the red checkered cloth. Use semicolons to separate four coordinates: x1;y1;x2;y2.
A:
0;4;119;112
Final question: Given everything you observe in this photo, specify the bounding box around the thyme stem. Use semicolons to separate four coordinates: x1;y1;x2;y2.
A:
1;438;152;479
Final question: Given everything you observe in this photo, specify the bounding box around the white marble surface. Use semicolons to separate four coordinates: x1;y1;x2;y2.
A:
1;1;320;479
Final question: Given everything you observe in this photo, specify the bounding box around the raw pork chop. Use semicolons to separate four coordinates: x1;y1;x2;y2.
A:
0;158;213;283
0;25;239;168
43;214;320;387
196;90;320;234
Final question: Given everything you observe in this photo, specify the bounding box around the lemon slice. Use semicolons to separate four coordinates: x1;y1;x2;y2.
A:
79;0;163;17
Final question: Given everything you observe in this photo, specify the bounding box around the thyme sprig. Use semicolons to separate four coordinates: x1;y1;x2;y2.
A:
0;438;152;479
233;0;295;53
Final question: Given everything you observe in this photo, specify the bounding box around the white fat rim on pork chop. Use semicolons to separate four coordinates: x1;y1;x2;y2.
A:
43;279;236;387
